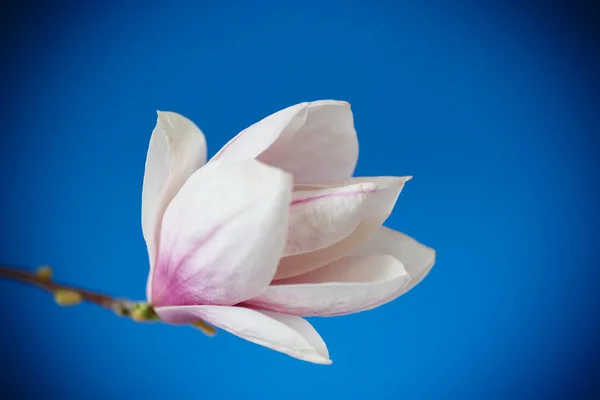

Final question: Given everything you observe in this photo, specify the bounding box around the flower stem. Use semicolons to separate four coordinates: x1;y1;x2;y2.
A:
0;264;146;319
0;264;217;335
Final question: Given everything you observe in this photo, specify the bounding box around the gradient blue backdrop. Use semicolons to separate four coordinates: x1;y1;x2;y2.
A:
1;1;598;398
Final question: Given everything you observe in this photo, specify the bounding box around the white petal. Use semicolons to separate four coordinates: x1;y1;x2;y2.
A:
259;100;358;183
275;176;411;280
149;160;292;306
211;102;309;162
142;111;207;299
246;254;410;316
155;305;331;365
284;182;379;257
211;100;358;183
352;226;436;294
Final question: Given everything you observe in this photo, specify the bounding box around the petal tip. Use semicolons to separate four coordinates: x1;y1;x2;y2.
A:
155;110;189;123
430;248;437;266
309;99;351;109
155;110;171;126
381;175;412;189
300;352;333;365
319;358;333;366
155;110;170;119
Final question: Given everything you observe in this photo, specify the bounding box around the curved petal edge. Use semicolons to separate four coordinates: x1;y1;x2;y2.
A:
142;111;207;299
155;305;332;365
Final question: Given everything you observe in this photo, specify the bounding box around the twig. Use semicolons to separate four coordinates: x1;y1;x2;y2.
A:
0;265;218;336
0;264;149;318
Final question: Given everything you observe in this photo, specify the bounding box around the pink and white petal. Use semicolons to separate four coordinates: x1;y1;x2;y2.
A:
352;226;436;293
284;182;379;257
258;100;358;184
155;305;331;365
149;160;292;306
142;111;207;299
275;176;411;280
211;100;358;184
246;254;410;316
211;102;309;162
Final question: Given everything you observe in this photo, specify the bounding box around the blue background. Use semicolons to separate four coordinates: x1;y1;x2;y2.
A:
1;1;598;398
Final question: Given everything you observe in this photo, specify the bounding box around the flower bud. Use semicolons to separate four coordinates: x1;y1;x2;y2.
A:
54;290;82;306
35;265;53;281
131;303;158;322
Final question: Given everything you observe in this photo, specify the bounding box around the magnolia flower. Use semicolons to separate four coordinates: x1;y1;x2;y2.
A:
141;100;435;364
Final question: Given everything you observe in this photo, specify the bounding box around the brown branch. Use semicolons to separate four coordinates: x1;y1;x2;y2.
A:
0;264;217;335
0;264;142;318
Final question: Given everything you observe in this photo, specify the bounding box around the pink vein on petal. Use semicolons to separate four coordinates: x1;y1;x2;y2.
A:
150;217;232;306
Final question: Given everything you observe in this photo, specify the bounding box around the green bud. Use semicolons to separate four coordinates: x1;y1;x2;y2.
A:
131;303;158;322
35;265;53;281
54;290;82;306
